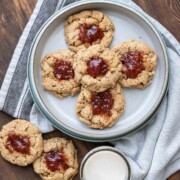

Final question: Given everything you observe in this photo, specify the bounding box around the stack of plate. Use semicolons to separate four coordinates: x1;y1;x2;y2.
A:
27;0;169;142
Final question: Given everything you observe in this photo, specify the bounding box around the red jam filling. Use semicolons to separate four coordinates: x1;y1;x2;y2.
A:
87;57;108;78
121;51;145;79
5;132;30;154
91;90;114;116
53;60;74;80
44;150;69;172
79;23;104;44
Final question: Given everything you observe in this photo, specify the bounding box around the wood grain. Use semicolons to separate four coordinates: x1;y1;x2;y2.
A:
0;0;179;180
169;173;180;180
0;0;37;85
133;0;180;41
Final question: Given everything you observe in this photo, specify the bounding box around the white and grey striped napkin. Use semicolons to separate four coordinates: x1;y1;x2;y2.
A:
0;0;180;179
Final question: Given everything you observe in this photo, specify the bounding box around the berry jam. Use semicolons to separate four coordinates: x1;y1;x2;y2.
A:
5;132;30;154
44;150;69;172
121;51;145;79
53;60;74;80
87;57;108;78
91;90;114;116
79;23;104;44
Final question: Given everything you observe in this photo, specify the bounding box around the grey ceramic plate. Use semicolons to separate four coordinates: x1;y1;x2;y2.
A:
28;0;169;142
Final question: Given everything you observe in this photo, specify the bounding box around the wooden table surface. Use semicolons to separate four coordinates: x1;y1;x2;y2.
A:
0;0;179;180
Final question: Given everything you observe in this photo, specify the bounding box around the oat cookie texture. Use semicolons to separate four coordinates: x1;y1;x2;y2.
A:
33;137;78;180
113;40;157;88
74;45;122;92
65;10;114;52
76;83;125;129
41;49;81;98
0;119;43;166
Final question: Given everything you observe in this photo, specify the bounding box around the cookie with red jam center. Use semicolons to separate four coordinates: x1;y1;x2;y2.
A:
0;119;43;166
65;10;114;52
74;45;122;92
76;84;125;129
41;49;81;98
33;138;78;180
113;40;157;89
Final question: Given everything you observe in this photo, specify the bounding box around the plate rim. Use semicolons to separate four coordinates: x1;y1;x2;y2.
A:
27;0;169;141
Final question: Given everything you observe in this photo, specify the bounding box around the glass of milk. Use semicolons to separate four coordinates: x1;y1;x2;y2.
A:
80;146;131;180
